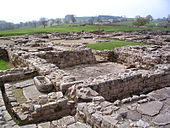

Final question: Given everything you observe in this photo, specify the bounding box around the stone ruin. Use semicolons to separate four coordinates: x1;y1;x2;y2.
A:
0;30;170;128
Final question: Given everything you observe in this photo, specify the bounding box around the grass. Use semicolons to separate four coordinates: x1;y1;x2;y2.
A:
0;24;169;36
113;20;168;26
86;39;147;51
0;59;10;70
12;88;27;104
112;21;134;25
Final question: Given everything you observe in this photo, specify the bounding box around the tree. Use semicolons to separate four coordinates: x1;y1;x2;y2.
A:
32;20;37;28
167;14;170;23
39;17;48;28
88;17;95;24
69;15;76;23
135;15;141;19
64;19;69;24
49;19;56;27
96;17;102;23
133;16;150;26
64;15;76;24
146;15;153;21
56;18;62;25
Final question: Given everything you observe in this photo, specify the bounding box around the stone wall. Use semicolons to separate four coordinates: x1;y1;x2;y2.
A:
86;64;170;101
37;48;97;68
93;50;115;62
114;45;170;69
7;49;27;67
4;83;75;124
0;68;37;84
0;86;20;127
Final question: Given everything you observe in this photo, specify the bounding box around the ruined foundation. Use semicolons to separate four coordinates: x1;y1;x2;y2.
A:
0;30;170;128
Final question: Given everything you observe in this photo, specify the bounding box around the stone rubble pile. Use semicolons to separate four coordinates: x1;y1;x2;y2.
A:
114;45;170;69
104;30;170;45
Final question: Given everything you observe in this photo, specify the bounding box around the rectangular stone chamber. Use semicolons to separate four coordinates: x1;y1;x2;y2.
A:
36;48;97;68
63;62;126;81
88;67;170;102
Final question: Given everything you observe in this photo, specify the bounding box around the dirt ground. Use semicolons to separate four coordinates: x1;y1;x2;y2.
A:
63;62;126;81
52;39;97;44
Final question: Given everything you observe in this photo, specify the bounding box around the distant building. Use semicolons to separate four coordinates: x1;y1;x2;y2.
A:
102;18;116;24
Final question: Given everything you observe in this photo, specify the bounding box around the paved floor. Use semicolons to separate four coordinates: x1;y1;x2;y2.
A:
23;85;47;100
115;87;170;128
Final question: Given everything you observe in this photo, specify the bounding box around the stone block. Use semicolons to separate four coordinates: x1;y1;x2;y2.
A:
34;76;54;93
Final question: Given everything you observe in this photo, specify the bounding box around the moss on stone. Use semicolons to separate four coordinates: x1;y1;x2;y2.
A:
12;88;27;104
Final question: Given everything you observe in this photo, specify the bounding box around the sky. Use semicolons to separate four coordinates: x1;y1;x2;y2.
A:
0;0;169;23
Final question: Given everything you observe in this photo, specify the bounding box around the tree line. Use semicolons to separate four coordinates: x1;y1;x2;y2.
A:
133;14;170;26
0;14;170;31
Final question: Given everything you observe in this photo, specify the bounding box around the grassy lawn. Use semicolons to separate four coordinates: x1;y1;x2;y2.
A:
86;39;147;51
0;24;169;36
112;21;134;25
0;59;10;70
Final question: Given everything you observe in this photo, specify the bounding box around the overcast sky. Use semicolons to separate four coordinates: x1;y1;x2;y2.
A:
0;0;169;23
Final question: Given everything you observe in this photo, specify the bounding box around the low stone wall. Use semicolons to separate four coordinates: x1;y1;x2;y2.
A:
7;49;29;67
85;64;170;101
93;50;115;62
0;47;9;61
0;87;20;127
6;48;58;75
114;45;170;69
4;83;75;124
37;48;97;68
75;87;170;128
0;68;37;84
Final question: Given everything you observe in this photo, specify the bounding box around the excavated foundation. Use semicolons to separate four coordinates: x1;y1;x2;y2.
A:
0;30;170;127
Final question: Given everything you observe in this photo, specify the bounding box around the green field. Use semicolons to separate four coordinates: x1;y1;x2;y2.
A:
113;20;168;26
112;21;134;25
0;24;169;36
86;39;147;51
0;59;10;70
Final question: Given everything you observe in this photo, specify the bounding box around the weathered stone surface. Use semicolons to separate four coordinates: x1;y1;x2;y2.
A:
136;120;150;128
126;110;141;121
38;121;50;128
14;79;34;88
101;115;118;128
91;113;102;126
2;111;12;121
13;125;20;128
92;96;105;104
138;99;148;104
67;122;92;128
52;116;75;127
7;120;16;126
34;76;54;93
8;97;17;102
20;124;37;128
137;101;163;116
148;91;167;101
23;85;47;100
153;112;170;126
